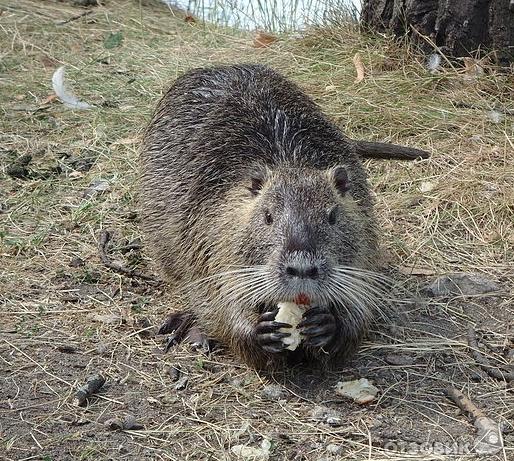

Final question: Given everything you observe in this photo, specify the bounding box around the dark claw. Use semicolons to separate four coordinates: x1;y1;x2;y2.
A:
304;335;331;348
164;333;181;352
301;324;336;337
159;312;191;335
297;314;334;329
299;306;336;349
261;344;287;353
159;311;198;352
260;309;279;321
255;310;290;354
258;332;290;344
256;320;292;334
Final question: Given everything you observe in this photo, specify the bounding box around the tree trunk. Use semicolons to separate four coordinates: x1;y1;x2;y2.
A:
361;0;514;65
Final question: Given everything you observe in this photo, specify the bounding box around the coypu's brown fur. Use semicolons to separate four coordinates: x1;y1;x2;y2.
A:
141;64;420;369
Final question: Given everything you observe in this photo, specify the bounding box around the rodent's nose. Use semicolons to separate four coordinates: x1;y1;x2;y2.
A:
284;264;319;279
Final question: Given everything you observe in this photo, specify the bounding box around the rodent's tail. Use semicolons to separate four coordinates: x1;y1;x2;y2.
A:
354;140;430;160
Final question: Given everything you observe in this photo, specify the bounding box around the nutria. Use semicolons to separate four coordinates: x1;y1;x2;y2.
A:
140;64;428;369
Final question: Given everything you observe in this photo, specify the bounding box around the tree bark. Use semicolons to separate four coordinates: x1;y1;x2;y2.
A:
361;0;514;65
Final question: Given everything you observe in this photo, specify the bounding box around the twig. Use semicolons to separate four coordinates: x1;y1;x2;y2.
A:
56;10;90;25
453;101;514;116
467;328;513;382
97;230;162;285
73;373;106;406
445;387;503;455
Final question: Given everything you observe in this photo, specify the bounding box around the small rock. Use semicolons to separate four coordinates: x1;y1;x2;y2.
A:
104;417;124;431
231;439;271;460
310;406;343;426
385;354;415;366
261;384;287;401
122;414;144;430
325;416;342;427
73;0;99;6
174;375;188;391
83;179;110;199
96;343;109;355
6;154;32;179
56;344;77;354
104;415;143;431
419;181;435;193
124;210;138;221
88;313;122;325
487;110;504;124
426;273;500;297
335;378;379;404
326;444;343;455
69;256;85;268
168;365;181;382
135;317;154;338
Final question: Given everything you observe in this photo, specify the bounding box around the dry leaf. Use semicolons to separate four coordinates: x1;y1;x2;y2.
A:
353;53;365;83
253;31;278;48
419;181;435;193
463;57;484;79
112;136;140;147
397;265;436;276
41;94;57;105
41;55;58;69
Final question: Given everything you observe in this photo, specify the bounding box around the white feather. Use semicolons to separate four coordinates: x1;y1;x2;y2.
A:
427;53;441;73
52;66;93;110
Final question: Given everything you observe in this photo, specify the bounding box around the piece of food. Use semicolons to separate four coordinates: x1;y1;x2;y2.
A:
275;302;307;351
335;378;379;404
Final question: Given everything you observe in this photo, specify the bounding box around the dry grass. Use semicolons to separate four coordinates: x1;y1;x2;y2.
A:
0;1;513;460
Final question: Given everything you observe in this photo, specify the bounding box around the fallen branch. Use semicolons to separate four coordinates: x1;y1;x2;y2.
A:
98;230;162;285
73;373;106;406
467;328;513;382
56;10;90;25
445;387;502;455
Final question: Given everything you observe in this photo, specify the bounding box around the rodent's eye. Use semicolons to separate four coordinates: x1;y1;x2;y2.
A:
264;209;273;225
328;206;338;225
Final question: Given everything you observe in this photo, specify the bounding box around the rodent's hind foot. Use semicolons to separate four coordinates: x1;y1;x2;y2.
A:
298;306;336;349
158;311;195;352
256;309;291;353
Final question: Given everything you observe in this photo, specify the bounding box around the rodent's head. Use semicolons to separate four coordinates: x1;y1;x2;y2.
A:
227;165;376;307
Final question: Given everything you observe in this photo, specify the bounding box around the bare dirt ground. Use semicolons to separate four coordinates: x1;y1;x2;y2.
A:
1;1;513;460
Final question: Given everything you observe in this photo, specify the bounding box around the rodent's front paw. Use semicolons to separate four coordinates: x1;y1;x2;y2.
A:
255;310;291;353
298;306;336;349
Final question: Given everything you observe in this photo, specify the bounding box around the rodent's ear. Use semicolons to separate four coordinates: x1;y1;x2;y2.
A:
331;166;349;195
247;167;267;196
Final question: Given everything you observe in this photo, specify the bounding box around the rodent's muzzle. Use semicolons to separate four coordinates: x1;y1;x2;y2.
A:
277;250;330;301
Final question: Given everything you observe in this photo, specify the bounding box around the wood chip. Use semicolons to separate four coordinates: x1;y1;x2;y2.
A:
253;31;278;48
353;53;365;83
